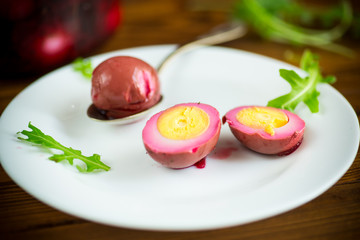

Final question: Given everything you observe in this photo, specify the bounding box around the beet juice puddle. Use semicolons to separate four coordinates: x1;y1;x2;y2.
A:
190;144;240;169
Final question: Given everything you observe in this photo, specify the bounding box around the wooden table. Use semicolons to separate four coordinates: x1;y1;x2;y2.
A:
1;0;359;239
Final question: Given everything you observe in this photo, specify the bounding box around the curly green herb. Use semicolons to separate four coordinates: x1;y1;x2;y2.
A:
267;50;336;113
18;122;110;172
72;57;93;79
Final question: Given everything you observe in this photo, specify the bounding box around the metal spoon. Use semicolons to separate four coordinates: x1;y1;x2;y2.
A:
87;21;247;124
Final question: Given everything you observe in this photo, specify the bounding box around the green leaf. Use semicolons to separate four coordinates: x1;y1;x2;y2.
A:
72;57;93;79
18;122;110;172
233;0;355;57
267;50;335;113
300;50;318;71
303;89;320;113
322;75;336;84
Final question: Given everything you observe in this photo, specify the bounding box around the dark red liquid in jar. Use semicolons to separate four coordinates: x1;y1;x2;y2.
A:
0;0;122;77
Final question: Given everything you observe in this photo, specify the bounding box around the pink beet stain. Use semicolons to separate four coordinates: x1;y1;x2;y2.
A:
194;157;206;168
191;147;199;153
141;70;152;98
210;147;238;160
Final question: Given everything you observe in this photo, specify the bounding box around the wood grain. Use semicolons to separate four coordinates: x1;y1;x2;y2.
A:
1;0;359;239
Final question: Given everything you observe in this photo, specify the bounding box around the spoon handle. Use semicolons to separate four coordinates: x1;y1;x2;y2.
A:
157;21;247;74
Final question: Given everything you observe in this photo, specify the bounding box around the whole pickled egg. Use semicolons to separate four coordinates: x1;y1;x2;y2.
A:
91;56;161;119
223;106;305;155
142;103;221;169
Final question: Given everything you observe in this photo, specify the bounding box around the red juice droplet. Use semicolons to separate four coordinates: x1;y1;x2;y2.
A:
194;157;206;169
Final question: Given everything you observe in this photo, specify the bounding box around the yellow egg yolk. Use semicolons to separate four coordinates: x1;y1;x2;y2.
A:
157;106;210;140
236;107;288;136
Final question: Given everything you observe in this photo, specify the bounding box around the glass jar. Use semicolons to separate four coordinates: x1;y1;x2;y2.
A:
0;0;122;77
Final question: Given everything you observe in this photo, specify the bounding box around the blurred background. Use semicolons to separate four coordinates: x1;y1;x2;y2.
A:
0;0;359;78
0;0;121;77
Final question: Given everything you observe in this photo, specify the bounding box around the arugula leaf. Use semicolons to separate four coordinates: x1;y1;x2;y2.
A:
234;0;355;57
18;122;110;172
267;50;335;113
72;57;93;79
252;0;348;28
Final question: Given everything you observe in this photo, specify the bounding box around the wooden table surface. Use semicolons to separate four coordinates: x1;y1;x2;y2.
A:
1;0;360;239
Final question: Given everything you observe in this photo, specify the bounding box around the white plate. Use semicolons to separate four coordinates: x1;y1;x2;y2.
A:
0;45;359;231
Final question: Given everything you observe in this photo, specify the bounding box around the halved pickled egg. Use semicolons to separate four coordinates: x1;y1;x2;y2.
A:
223;106;305;155
142;103;221;168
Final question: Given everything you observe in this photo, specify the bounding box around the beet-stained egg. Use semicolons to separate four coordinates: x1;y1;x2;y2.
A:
223;106;305;155
91;56;161;119
142;103;221;169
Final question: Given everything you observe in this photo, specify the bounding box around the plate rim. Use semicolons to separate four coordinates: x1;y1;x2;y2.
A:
0;44;359;231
